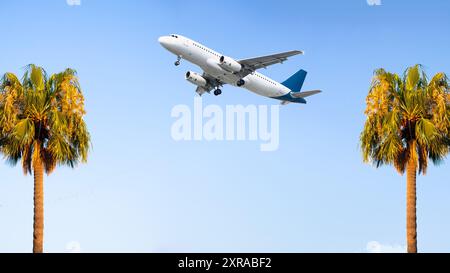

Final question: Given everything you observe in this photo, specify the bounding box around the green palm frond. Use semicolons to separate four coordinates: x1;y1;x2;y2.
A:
0;64;90;175
361;65;450;175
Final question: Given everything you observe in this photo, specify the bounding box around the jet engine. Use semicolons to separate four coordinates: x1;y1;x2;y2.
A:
185;71;207;87
219;56;242;73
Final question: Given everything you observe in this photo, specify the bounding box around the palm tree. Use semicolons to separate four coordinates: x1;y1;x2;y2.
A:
361;65;450;253
0;65;90;253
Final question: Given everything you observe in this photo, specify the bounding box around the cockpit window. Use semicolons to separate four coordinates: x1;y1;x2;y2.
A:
170;35;178;38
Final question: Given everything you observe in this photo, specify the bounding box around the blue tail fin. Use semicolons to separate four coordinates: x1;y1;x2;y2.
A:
281;69;307;92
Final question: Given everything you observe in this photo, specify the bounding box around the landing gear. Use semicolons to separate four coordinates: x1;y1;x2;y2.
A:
214;89;222;96
174;56;181;66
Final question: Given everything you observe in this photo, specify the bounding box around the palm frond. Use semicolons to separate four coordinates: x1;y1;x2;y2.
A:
0;65;90;175
361;65;450;176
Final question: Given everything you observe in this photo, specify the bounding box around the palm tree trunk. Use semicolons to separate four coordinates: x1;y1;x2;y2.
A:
406;157;417;253
33;160;44;253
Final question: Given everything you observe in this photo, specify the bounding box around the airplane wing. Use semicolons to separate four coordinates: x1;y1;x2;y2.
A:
195;72;225;96
196;51;302;95
237;50;303;77
195;86;210;96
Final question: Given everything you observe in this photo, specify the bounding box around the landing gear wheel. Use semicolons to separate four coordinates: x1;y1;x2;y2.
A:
174;56;181;66
214;89;222;96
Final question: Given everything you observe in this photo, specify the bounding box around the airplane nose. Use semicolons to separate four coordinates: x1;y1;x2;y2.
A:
158;36;170;48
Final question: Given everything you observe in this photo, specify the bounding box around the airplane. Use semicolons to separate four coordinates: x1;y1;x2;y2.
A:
158;34;321;105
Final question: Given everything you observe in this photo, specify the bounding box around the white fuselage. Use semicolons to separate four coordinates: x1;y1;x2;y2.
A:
158;34;292;98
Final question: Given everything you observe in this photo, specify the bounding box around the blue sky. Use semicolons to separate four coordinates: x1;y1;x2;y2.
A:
1;0;450;252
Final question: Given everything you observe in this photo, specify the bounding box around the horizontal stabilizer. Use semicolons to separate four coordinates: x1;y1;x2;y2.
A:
290;90;322;99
